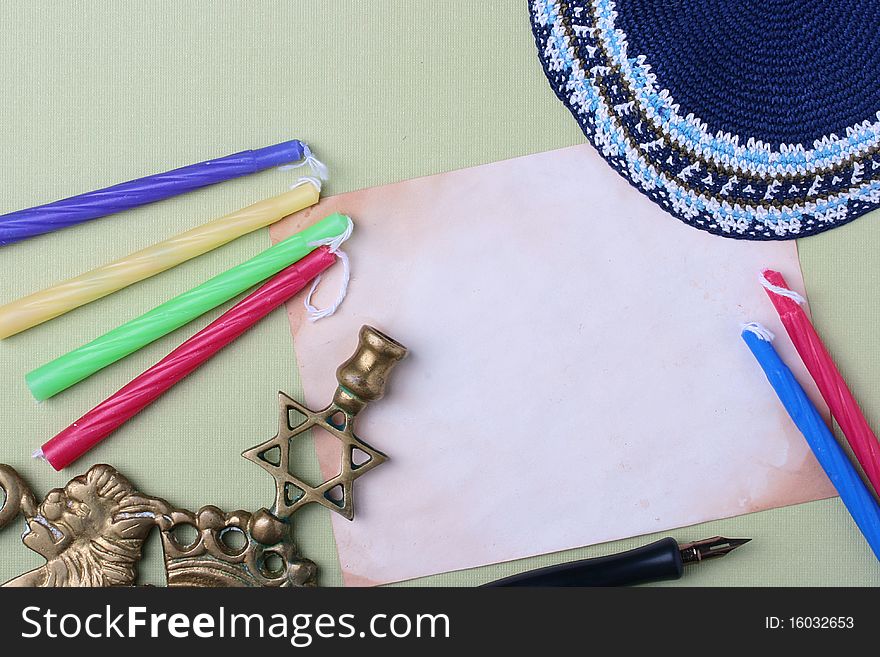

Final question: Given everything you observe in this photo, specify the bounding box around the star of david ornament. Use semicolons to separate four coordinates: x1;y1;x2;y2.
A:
243;325;407;521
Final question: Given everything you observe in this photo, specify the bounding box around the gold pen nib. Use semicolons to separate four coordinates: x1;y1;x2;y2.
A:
679;536;751;565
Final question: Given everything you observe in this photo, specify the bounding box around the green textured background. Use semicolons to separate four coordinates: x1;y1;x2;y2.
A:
0;1;878;587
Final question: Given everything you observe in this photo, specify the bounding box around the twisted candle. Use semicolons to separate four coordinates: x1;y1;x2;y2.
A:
26;213;351;400
742;324;880;560
0;181;320;339
761;269;880;497
39;247;336;470
0;140;310;246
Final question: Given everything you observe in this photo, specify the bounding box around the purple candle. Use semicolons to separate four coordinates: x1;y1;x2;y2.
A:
0;140;314;246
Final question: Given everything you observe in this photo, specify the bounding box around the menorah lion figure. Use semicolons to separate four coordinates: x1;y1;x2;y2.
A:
0;325;407;588
0;464;162;587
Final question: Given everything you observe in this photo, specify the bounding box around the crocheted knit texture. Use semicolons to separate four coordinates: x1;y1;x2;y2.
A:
530;0;880;239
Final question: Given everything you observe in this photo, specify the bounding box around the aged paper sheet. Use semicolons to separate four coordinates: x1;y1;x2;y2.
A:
271;145;835;585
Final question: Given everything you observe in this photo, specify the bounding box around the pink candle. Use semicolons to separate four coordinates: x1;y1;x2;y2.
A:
40;247;336;470
762;269;880;496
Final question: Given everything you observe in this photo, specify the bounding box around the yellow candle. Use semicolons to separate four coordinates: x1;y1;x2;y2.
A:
0;181;319;339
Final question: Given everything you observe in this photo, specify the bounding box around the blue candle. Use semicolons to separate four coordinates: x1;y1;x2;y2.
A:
742;323;880;560
0;140;315;246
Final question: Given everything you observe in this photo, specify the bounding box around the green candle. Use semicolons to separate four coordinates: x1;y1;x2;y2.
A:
27;213;351;401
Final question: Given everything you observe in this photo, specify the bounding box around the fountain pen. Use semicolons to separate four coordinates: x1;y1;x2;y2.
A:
483;536;750;587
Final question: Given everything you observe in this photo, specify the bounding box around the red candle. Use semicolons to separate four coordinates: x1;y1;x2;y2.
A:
762;269;880;496
40;247;336;470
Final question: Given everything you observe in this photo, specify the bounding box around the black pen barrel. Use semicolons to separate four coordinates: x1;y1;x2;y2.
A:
483;537;684;587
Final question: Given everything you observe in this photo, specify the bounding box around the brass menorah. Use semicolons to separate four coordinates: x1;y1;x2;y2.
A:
0;326;407;587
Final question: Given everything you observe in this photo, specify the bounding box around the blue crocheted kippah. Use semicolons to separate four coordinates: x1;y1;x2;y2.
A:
530;0;880;239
